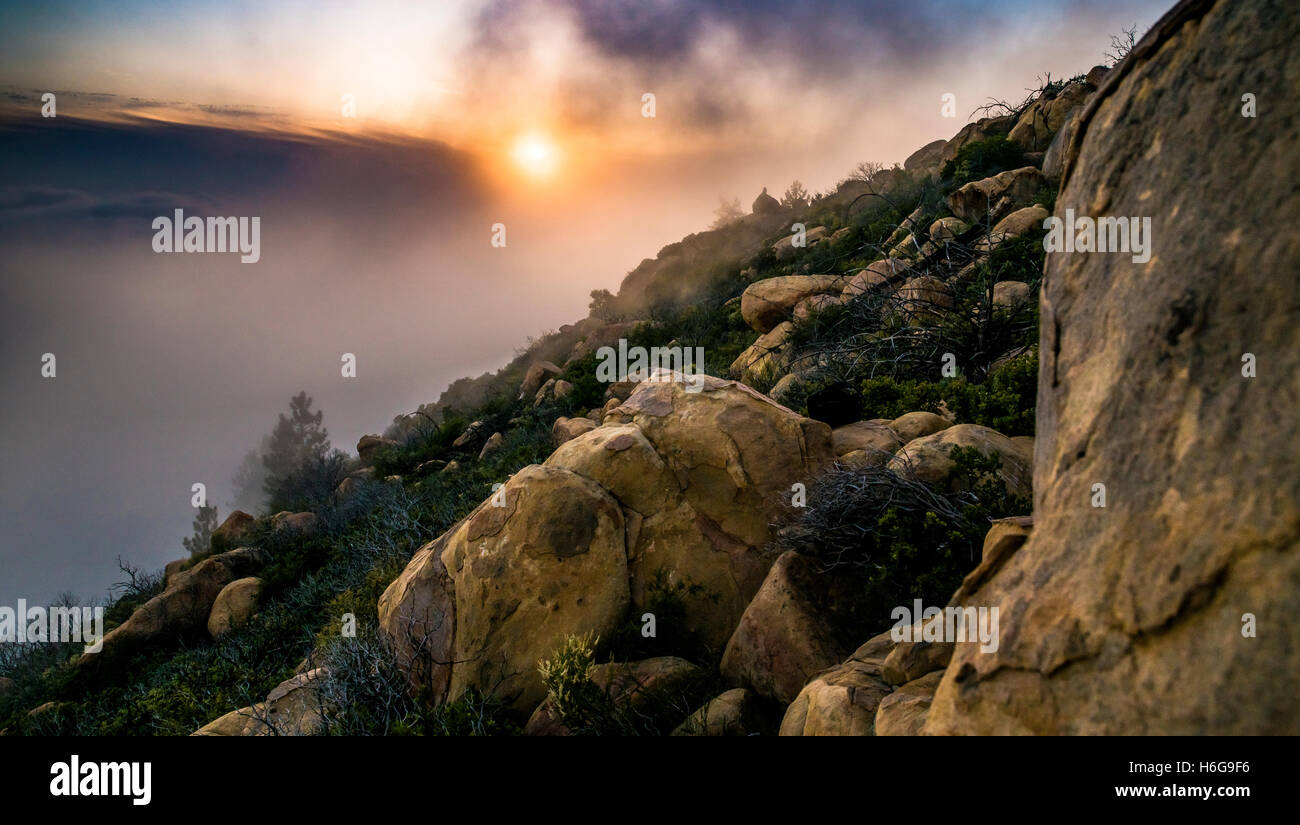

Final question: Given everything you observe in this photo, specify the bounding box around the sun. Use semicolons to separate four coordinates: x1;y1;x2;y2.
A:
509;132;560;179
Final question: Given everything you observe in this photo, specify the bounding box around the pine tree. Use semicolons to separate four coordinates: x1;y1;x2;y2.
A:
183;505;219;557
262;391;331;512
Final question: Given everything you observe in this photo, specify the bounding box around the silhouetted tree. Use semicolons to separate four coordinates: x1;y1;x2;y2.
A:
182;504;218;557
710;195;744;229
263;391;333;512
781;180;810;210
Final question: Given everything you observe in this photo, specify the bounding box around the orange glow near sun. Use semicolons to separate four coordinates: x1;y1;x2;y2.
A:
510;132;561;178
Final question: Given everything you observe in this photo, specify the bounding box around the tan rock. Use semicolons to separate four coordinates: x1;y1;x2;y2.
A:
904;138;948;173
477;432;504;460
729;321;793;386
519;360;562;400
778;631;896;736
977;205;1049;251
551;416;598;447
793;292;843;321
270;511;318;535
928;0;1300;734
772;226;829;260
948;166;1045;224
894;276;954;320
992;280;1034;307
720;551;848;704
672;688;762;736
616;375;834;647
210;510;254;551
207;576;262;638
741;275;842;332
163;558;189;588
937;115;1016;169
929;216;970;242
889;411;951;443
357;434;399;464
379;465;628;715
831;420;903;457
888;423;1031;498
70;547;266;688
981;517;1033;563
1008;80;1090;151
875;671;944;736
882;620;954;686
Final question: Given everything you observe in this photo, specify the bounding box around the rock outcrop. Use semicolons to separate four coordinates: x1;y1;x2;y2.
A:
926;0;1300;734
379;372;833;714
740;275;841;332
71;547;267;688
207;577;262;638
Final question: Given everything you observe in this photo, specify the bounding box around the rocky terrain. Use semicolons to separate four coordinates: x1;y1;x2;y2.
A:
2;0;1295;736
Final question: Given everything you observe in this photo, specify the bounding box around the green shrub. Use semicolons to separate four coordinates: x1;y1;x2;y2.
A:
856;347;1037;436
537;632;716;736
940;137;1027;189
774;448;1030;637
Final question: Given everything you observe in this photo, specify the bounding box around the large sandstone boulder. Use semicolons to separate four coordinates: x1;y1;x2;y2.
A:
518;360;562;400
928;216;970;243
729;321;792;386
842;257;910;299
888;411;951;443
578;373;834;647
888;423;1031;498
379;465;628;715
192;668;330;736
741;275;841;332
163;557;189;588
793;292;844;321
831;420;903;458
1041;106;1081;183
357;434;398;464
894;276;954;321
926;0;1300;734
210;510;255;551
207;577;262;637
551;416;597;447
720;551;849;704
948;166;1045;225
976;205;1048;251
269;511;318;535
1007;80;1091;151
904;139;948;173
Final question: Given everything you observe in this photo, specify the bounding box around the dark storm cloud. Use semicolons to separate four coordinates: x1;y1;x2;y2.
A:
474;0;1002;77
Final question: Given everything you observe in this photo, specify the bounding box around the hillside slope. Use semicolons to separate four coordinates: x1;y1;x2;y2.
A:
3;0;1294;737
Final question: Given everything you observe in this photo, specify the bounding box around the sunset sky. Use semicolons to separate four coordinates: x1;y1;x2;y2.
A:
0;0;1171;604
